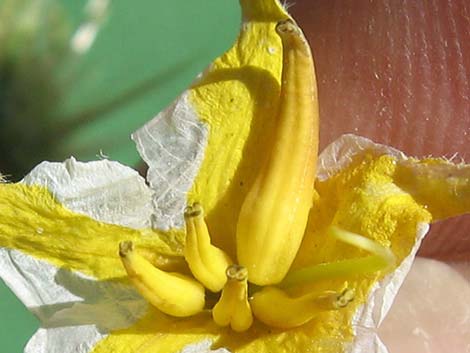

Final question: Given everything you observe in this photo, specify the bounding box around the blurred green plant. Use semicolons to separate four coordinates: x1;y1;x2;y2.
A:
0;0;72;178
1;1;240;352
0;0;240;180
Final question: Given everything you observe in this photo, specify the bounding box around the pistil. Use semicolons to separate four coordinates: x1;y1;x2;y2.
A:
236;18;319;286
280;227;396;288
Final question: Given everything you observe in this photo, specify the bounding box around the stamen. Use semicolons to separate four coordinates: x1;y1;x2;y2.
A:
251;284;355;329
184;203;232;292
212;264;253;332
280;227;396;288
119;241;205;317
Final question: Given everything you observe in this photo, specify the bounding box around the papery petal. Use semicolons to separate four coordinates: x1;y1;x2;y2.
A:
295;135;433;270
0;248;146;330
316;134;404;181
188;1;288;258
179;341;229;353
0;181;185;282
348;224;429;353
22;157;154;229
0;159;192;351
25;326;104;353
0;159;191;353
90;309;223;353
315;134;470;221
0;248;148;353
394;159;470;220
90;307;355;353
132;92;208;230
290;134;469;352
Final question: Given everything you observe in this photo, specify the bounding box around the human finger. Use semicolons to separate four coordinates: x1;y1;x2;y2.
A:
289;0;470;260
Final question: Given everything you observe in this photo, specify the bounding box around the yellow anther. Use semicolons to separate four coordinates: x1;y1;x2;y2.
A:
236;19;319;286
184;203;233;292
226;264;248;281
251;284;355;329
212;265;253;332
119;241;205;317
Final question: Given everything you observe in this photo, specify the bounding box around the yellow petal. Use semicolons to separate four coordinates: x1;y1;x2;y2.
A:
394;158;470;220
91;307;355;353
186;0;288;258
91;309;219;353
286;151;433;337
0;183;185;280
294;153;432;271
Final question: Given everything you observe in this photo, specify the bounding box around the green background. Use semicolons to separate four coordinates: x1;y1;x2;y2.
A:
0;1;240;352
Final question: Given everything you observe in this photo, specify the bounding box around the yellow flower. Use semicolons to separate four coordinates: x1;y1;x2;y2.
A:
0;1;469;353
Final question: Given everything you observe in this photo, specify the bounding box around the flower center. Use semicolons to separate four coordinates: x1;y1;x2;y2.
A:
118;19;395;332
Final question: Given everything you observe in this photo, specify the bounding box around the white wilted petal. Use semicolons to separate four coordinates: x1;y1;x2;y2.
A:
0;249;147;330
0;247;148;353
317;134;405;181
132;92;208;230
348;224;430;353
24;326;104;353
22;157;154;229
179;340;230;353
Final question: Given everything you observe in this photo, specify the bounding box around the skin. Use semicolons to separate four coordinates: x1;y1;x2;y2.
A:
379;258;470;353
289;1;469;352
